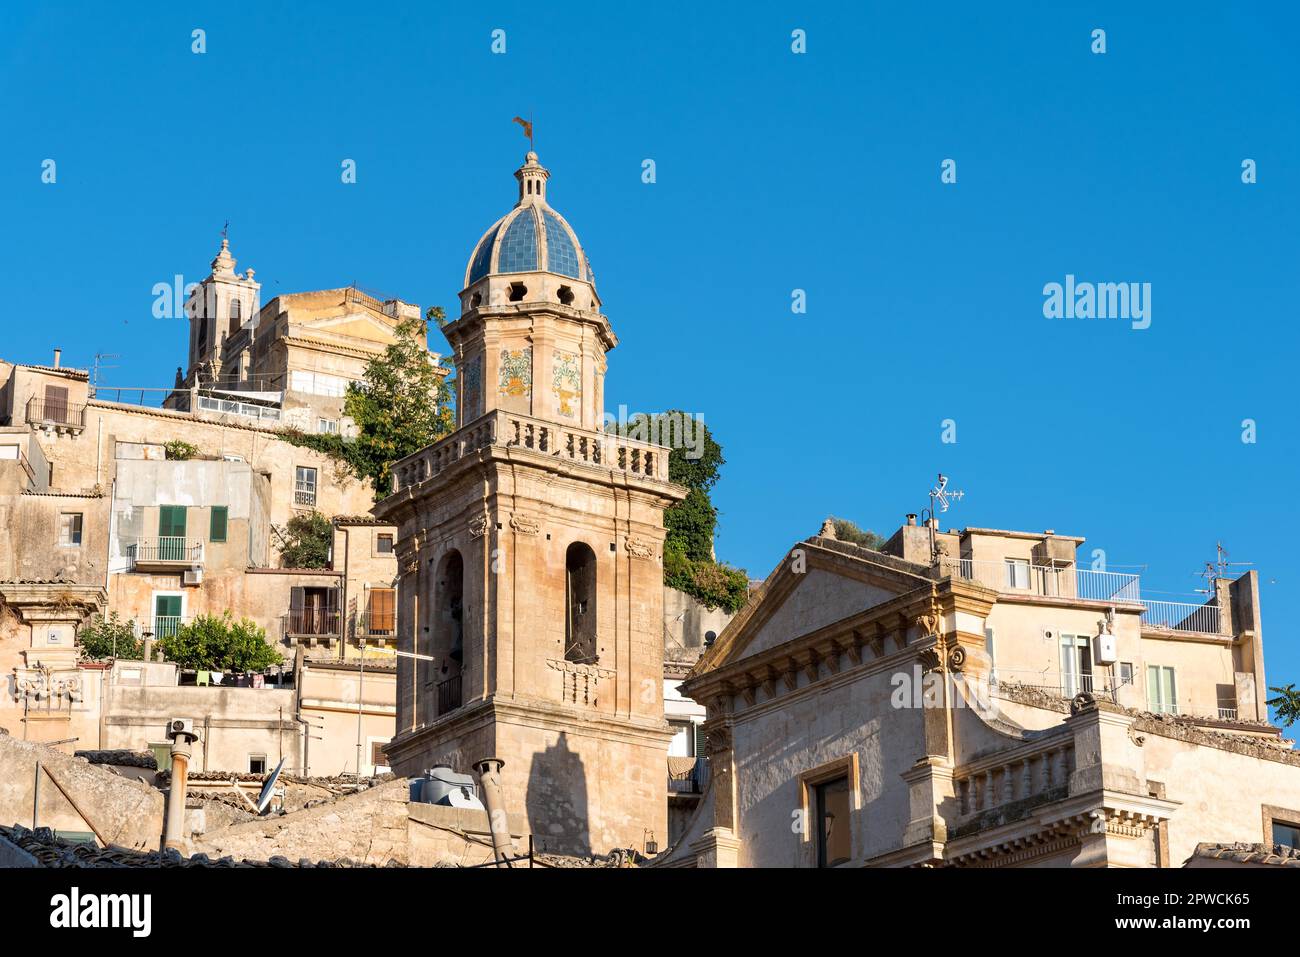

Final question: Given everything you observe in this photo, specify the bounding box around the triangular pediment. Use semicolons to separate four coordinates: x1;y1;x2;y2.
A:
695;538;931;674
294;310;398;345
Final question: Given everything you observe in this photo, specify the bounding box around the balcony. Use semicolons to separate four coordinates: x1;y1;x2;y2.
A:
355;611;396;641
149;616;190;640
283;608;341;644
391;409;673;494
943;557;1141;604
1140;599;1223;636
668;756;709;795
436;674;462;716
26;397;86;434
126;538;205;570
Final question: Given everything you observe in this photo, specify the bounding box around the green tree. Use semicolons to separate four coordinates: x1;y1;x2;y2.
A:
831;517;888;551
157;613;281;672
77;612;143;661
276;511;333;569
342;308;455;497
279;308;455;499
1267;684;1300;727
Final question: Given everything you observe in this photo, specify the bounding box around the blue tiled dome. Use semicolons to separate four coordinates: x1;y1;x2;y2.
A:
463;153;593;290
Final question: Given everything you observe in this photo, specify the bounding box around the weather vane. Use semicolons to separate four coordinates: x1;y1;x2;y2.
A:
923;473;965;563
221;219;230;241
512;115;534;150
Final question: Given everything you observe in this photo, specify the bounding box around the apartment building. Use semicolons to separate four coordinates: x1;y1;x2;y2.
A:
660;517;1295;868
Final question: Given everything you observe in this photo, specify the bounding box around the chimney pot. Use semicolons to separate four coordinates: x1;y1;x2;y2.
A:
906;514;917;526
53;348;61;369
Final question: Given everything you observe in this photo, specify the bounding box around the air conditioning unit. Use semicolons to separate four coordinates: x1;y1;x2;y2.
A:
167;718;194;738
1092;633;1118;665
184;568;204;586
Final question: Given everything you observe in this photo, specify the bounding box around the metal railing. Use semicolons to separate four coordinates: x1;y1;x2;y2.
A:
26;397;86;429
944;558;1141;604
1140;599;1222;635
992;669;1121;698
294;481;317;506
151;616;188;640
437;674;462;716
284;608;340;636
126;538;204;563
355;611;396;638
667;757;710;795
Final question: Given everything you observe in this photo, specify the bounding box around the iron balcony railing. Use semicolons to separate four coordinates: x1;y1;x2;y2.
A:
944;557;1142;604
667;757;710;795
26;397;86;429
126;538;205;563
284;608;340;636
437;674;462;716
1140;599;1223;635
150;616;189;640
294;480;317;506
355;611;396;638
991;669;1120;699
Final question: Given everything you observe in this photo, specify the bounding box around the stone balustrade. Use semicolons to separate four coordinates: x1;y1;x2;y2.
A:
955;737;1075;820
392;411;671;492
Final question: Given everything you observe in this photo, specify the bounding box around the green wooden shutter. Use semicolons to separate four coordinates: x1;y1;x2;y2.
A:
209;506;228;542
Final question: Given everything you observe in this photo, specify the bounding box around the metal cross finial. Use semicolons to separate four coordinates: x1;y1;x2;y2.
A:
221;220;230;241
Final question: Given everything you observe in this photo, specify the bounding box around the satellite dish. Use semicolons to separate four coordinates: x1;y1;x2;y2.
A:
256;757;286;814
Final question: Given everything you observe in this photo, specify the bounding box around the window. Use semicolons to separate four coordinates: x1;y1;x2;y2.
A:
59;512;83;546
376;533;394;554
149;743;172;774
1119;662;1134;686
814;776;852;867
564;542;598;664
248;754;267;775
295;466;317;506
508;281;527;302
1147;665;1178;714
1005;558;1030;589
370;741;389;770
153;594;183;639
667;720;695;757
158;505;187;561
1060;634;1093;696
1273;821;1300;849
317;418;339;434
209;506;228;543
366;588;396;636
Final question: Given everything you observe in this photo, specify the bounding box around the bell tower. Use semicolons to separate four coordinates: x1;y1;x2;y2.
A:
376;151;685;856
180;235;261;391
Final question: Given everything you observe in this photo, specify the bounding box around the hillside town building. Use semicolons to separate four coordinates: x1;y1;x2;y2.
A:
658;518;1298;868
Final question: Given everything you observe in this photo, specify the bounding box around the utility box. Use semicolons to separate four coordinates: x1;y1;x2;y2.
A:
1092;633;1118;666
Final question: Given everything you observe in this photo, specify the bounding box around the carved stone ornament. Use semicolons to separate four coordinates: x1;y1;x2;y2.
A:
14;665;82;704
509;514;540;536
704;724;732;755
468;515;491;539
625;537;654;559
1070;691;1098;715
946;645;967;673
917;648;942;674
915;613;940;638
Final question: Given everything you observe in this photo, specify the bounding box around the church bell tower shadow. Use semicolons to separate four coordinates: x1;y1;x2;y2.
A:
526;732;591;856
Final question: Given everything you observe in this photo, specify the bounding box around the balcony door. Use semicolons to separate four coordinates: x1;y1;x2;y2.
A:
158;505;187;560
154;594;182;639
1060;634;1093;697
44;384;69;425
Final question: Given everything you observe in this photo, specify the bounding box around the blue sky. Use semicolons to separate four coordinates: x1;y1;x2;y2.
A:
2;4;1297;696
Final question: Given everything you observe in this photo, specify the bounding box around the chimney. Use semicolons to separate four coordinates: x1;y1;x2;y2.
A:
52;348;61;369
906;514;917;527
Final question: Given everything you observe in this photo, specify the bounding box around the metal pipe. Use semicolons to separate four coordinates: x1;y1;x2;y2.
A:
163;735;194;851
473;757;512;867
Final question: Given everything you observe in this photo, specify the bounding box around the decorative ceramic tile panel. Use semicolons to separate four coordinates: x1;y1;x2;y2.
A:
552;349;581;418
499;346;533;399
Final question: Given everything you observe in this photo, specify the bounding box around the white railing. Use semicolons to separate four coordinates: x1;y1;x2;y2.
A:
294;480;317;506
126;538;204;563
197;394;282;423
992;669;1122;698
150;616;189;639
1140;600;1222;635
944;558;1141;604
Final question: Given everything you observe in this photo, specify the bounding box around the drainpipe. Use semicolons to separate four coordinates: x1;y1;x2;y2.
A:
474;757;512;866
163;727;199;852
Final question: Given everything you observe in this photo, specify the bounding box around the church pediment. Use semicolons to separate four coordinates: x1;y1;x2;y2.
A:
694;540;931;674
293;310;399;345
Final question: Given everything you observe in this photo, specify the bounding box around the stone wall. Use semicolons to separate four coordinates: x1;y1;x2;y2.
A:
0;732;164;849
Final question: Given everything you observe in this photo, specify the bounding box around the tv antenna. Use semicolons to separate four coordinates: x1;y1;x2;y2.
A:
91;353;119;393
1194;542;1252;594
